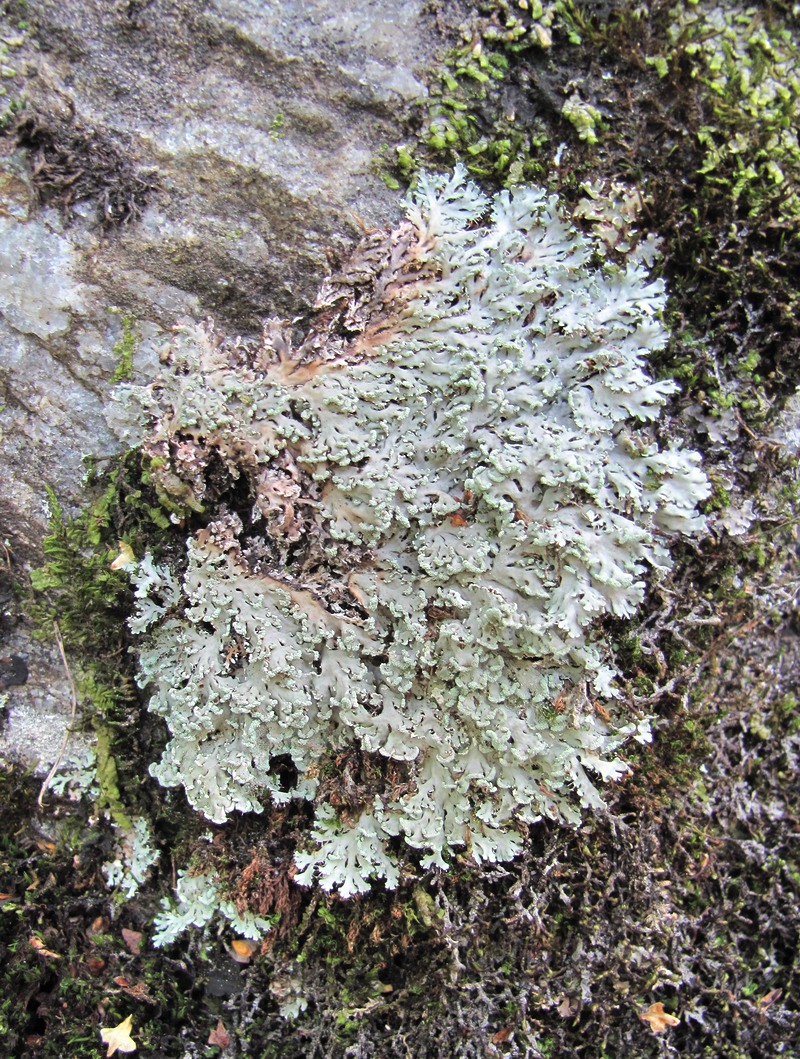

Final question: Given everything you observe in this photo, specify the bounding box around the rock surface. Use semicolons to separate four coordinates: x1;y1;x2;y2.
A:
0;0;442;768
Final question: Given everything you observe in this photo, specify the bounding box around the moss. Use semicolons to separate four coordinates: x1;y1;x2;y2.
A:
395;1;800;426
91;720;132;829
0;762;204;1058
28;451;180;824
701;480;731;513
0;14;28;132
632;0;800;419
561;91;603;143
109;311;139;383
377;1;566;189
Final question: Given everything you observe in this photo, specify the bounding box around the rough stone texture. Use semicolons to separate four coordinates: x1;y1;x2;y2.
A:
0;0;441;769
0;618;82;779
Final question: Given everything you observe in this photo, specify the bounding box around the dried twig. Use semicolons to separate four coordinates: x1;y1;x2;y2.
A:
37;622;78;810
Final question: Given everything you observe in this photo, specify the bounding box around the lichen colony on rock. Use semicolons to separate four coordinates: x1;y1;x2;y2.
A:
119;167;709;898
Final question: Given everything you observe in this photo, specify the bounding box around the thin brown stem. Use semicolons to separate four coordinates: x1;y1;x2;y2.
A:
37;622;79;810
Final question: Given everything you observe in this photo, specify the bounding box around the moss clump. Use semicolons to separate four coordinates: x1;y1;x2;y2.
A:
28;453;178;823
91;717;132;829
644;1;800;421
109;311;139;383
0;765;204;1058
0;16;28;133
539;0;800;422
380;1;572;188
662;2;800;222
390;1;800;425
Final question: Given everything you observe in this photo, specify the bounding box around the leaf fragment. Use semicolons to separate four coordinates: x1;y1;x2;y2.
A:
640;1001;680;1033
29;936;61;959
121;927;143;955
491;1025;513;1043
758;988;782;1015
110;540;136;571
112;976;156;1004
557;996;580;1018
208;1019;232;1047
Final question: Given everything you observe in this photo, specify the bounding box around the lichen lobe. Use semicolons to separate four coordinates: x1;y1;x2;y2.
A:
122;166;710;897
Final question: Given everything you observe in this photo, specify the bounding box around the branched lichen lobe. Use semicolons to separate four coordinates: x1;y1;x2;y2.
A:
120;168;710;899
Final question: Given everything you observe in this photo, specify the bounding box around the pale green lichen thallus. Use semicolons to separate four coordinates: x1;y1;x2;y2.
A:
118;168;710;899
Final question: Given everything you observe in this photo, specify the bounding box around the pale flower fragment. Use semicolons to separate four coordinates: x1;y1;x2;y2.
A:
100;1014;136;1056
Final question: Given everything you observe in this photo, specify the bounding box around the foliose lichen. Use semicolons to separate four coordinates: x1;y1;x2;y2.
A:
102;815;160;900
151;867;274;948
117;167;709;898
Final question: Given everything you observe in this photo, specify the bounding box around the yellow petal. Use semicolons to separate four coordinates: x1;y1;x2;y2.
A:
100;1014;137;1056
110;541;136;571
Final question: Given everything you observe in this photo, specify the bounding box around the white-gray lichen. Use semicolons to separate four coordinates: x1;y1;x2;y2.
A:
120;167;709;898
151;868;274;948
103;815;160;900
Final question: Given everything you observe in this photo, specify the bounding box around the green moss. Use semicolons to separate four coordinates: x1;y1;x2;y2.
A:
638;1;800;418
665;3;800;222
91;720;132;829
561;92;603;144
30;453;176;654
28;452;180;823
378;2;571;189
701;481;731;513
0;19;27;132
109;311;139;383
538;1038;556;1059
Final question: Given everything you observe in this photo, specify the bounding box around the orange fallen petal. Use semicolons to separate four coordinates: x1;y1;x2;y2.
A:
640;1002;680;1034
29;937;61;959
758;988;782;1011
230;938;259;963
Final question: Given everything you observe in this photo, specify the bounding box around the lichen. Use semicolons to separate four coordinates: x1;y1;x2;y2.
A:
151;868;274;947
119;167;709;896
103;815;159;899
48;745;98;800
